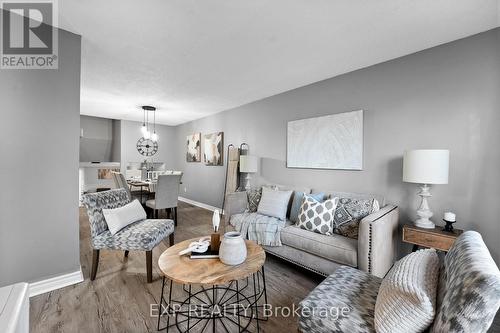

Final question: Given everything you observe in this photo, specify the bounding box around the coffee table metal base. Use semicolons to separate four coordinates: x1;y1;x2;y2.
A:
157;267;267;333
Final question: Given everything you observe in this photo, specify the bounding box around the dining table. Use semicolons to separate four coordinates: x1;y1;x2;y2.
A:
126;179;182;203
127;179;156;203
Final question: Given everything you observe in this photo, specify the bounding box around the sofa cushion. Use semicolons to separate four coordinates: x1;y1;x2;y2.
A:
103;199;147;235
296;195;337;235
281;224;358;267
431;231;500;333
313;189;385;208
245;187;262;212
299;266;381;333
375;249;439;333
290;191;325;223
333;197;377;239
92;219;174;251
262;183;311;217
257;187;293;220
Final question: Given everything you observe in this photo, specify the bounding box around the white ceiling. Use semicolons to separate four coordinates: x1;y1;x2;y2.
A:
59;0;499;126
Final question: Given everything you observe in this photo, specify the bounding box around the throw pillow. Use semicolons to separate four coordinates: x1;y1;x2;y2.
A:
374;249;439;333
333;197;376;239
102;199;147;235
296;195;338;235
257;187;293;221
289;192;325;223
246;187;262;212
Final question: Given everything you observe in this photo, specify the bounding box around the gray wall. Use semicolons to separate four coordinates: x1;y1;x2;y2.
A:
175;28;500;263
111;119;121;162
0;29;82;285
120;120;178;172
80;115;116;162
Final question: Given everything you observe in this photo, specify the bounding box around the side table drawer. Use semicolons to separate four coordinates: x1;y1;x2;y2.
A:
403;228;456;251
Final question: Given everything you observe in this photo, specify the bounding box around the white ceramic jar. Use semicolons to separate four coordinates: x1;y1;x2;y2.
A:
219;232;247;265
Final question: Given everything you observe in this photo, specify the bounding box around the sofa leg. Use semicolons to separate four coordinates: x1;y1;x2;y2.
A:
124;250;129;258
146;250;152;283
91;249;100;281
169;233;175;246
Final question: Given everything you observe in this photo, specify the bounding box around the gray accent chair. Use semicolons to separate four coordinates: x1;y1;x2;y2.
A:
298;231;500;333
224;188;399;277
82;189;175;283
146;174;182;226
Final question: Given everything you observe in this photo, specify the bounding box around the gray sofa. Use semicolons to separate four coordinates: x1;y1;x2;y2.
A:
224;187;399;278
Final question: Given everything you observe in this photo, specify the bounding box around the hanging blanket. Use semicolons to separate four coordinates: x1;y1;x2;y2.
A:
229;212;285;246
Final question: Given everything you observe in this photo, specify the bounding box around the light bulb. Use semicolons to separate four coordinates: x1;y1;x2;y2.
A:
151;132;158;142
144;131;151;139
141;124;148;134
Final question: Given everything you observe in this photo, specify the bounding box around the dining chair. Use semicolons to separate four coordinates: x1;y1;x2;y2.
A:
112;171;145;202
146;174;181;226
172;171;183;182
82;189;175;283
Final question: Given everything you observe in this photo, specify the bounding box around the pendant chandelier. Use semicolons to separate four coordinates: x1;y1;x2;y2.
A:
141;105;158;142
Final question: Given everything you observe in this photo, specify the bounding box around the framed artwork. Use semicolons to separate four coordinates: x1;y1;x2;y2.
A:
186;132;201;162
287;110;363;170
204;132;224;166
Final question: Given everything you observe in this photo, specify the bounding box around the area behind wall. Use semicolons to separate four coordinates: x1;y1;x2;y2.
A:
175;28;500;263
0;29;82;286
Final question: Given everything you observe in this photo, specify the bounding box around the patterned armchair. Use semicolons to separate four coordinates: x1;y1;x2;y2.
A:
82;189;175;283
299;231;500;332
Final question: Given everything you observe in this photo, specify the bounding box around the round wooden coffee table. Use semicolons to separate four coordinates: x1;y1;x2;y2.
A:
156;237;268;333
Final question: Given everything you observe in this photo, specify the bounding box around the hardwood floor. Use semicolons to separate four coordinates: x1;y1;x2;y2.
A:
29;201;500;332
30;202;323;332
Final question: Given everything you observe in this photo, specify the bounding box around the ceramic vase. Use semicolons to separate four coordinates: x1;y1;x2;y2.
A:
219;232;247;265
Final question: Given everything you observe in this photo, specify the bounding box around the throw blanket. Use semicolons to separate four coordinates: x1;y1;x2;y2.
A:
230;212;285;246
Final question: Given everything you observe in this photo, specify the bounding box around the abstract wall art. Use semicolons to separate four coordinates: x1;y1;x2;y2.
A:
186;132;201;162
204;132;224;166
287;110;363;170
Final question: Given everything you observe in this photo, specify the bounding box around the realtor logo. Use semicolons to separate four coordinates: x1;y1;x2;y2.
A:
1;0;58;69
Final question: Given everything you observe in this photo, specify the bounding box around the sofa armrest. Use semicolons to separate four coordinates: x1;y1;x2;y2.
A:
223;191;248;232
358;205;399;278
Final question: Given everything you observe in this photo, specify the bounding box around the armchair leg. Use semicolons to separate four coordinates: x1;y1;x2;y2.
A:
174;207;178;227
146;250;152;283
124;250;129;258
169;233;175;246
91;249;100;281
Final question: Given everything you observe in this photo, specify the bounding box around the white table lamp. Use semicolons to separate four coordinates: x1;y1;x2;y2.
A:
403;149;449;229
240;155;259;190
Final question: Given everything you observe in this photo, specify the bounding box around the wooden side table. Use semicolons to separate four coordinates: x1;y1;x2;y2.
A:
402;224;463;252
157;237;267;332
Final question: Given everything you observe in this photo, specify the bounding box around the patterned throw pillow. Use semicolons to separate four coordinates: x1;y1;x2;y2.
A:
246;187;262;212
296;195;338;235
289;192;325;223
333;197;376;239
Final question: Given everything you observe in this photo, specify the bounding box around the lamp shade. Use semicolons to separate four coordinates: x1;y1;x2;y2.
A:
240;155;259;173
403;149;449;184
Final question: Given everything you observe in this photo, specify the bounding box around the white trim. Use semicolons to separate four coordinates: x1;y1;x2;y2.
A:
178;196;223;213
29;267;84;297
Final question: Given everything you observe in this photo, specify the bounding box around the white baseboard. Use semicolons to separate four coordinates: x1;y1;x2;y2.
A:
178;196;223;213
29;266;84;297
